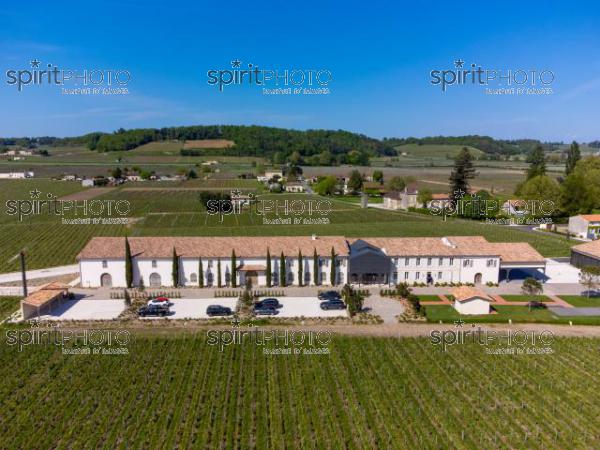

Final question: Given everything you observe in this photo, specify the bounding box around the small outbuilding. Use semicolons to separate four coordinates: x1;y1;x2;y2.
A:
21;282;70;320
452;286;493;315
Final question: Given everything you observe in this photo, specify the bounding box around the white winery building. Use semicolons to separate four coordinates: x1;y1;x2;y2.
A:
77;235;546;288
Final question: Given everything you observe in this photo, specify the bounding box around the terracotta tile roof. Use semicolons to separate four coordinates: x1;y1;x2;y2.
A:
77;236;349;259
351;236;545;263
431;193;450;200
579;214;600;222
572;240;600;259
22;283;69;307
452;286;493;303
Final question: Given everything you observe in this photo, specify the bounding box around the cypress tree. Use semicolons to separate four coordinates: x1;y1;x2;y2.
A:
565;140;581;175
217;259;222;288
298;250;303;287
199;257;204;288
330;246;336;286
266;248;272;287
231;250;237;288
449;147;476;204
313;248;319;286
526;145;546;180
279;252;286;287
171;247;179;287
125;237;133;288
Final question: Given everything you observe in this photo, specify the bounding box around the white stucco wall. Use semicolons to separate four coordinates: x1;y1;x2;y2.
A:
80;259;127;288
454;298;491;315
389;256;500;284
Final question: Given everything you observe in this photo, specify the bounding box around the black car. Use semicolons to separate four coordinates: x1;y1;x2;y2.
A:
255;298;283;309
138;304;170;317
318;290;341;301
320;300;346;310
206;305;233;317
254;307;279;316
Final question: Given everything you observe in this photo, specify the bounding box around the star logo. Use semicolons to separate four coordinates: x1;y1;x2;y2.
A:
30;59;41;68
453;188;466;199
230;188;243;198
231;59;241;68
454;59;465;68
454;318;465;328
30;189;41;199
231;315;241;328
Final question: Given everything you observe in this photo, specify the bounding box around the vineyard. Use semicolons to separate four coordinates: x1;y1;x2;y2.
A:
0;334;598;448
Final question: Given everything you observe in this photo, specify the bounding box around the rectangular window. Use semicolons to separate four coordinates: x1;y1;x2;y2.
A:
438;271;443;279
416;272;420;280
439;258;443;265
487;259;495;267
449;257;454;265
405;257;410;265
463;259;472;268
404;272;409;280
152;260;157;268
416;257;421;266
393;271;398;283
427;258;432;266
102;260;108;268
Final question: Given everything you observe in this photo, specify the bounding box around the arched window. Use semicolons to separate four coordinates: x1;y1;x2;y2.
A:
304;271;311;284
225;273;231;286
206;272;214;287
287;272;294;283
190;273;197;283
149;273;161;287
273;272;279;286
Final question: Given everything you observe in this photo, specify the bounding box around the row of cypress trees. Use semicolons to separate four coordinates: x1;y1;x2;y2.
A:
124;237;339;288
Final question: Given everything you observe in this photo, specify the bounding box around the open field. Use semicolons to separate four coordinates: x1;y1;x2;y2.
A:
559;295;600;307
0;296;19;320
0;334;599;449
394;143;485;159
183;139;235;149
424;304;600;325
0;187;575;272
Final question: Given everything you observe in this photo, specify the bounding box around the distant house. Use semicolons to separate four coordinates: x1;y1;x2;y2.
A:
62;174;78;181
285;182;305;193
571;240;600;268
265;170;283;180
452;286;493;315
0;171;34;179
81;179;95;187
426;193;451;209
383;185;420;210
125;173;142;182
201;160;218;166
362;181;386;195
502;199;528;216
568;215;600;240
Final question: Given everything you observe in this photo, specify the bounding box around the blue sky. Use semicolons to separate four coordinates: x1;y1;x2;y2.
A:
1;0;599;141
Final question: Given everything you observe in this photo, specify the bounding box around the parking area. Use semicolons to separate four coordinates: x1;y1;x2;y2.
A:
39;299;126;321
271;297;348;318
141;297;239;320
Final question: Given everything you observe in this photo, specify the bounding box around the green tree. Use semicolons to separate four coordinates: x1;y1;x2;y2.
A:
565;141;581;176
521;277;543;312
198;257;204;288
314;176;338;196
187;169;198;179
517;175;561;218
560;173;597;216
449;147;477;203
386;176;406;192
347;169;363;192
231;250;237;288
417;188;433;207
217;259;222;288
579;266;600;298
313;249;319;286
266;248;272;288
526;145;546;180
111;167;123;179
171;247;179;287
125;237;133;288
297;250;303;287
279;252;286;287
372;170;384;184
330;247;336;286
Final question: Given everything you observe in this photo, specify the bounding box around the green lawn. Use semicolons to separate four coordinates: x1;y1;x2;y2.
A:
424;304;600;325
1;334;600;448
500;295;552;302
558;295;600;307
417;295;443;302
0;297;20;320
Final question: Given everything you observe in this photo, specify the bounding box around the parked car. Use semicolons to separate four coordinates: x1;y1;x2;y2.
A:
318;290;341;301
147;297;173;307
138;304;170;317
254;307;279;316
206;305;233;317
320;300;346;310
255;298;283;309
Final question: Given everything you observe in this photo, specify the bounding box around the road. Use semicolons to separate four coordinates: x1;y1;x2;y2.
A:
0;264;79;283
